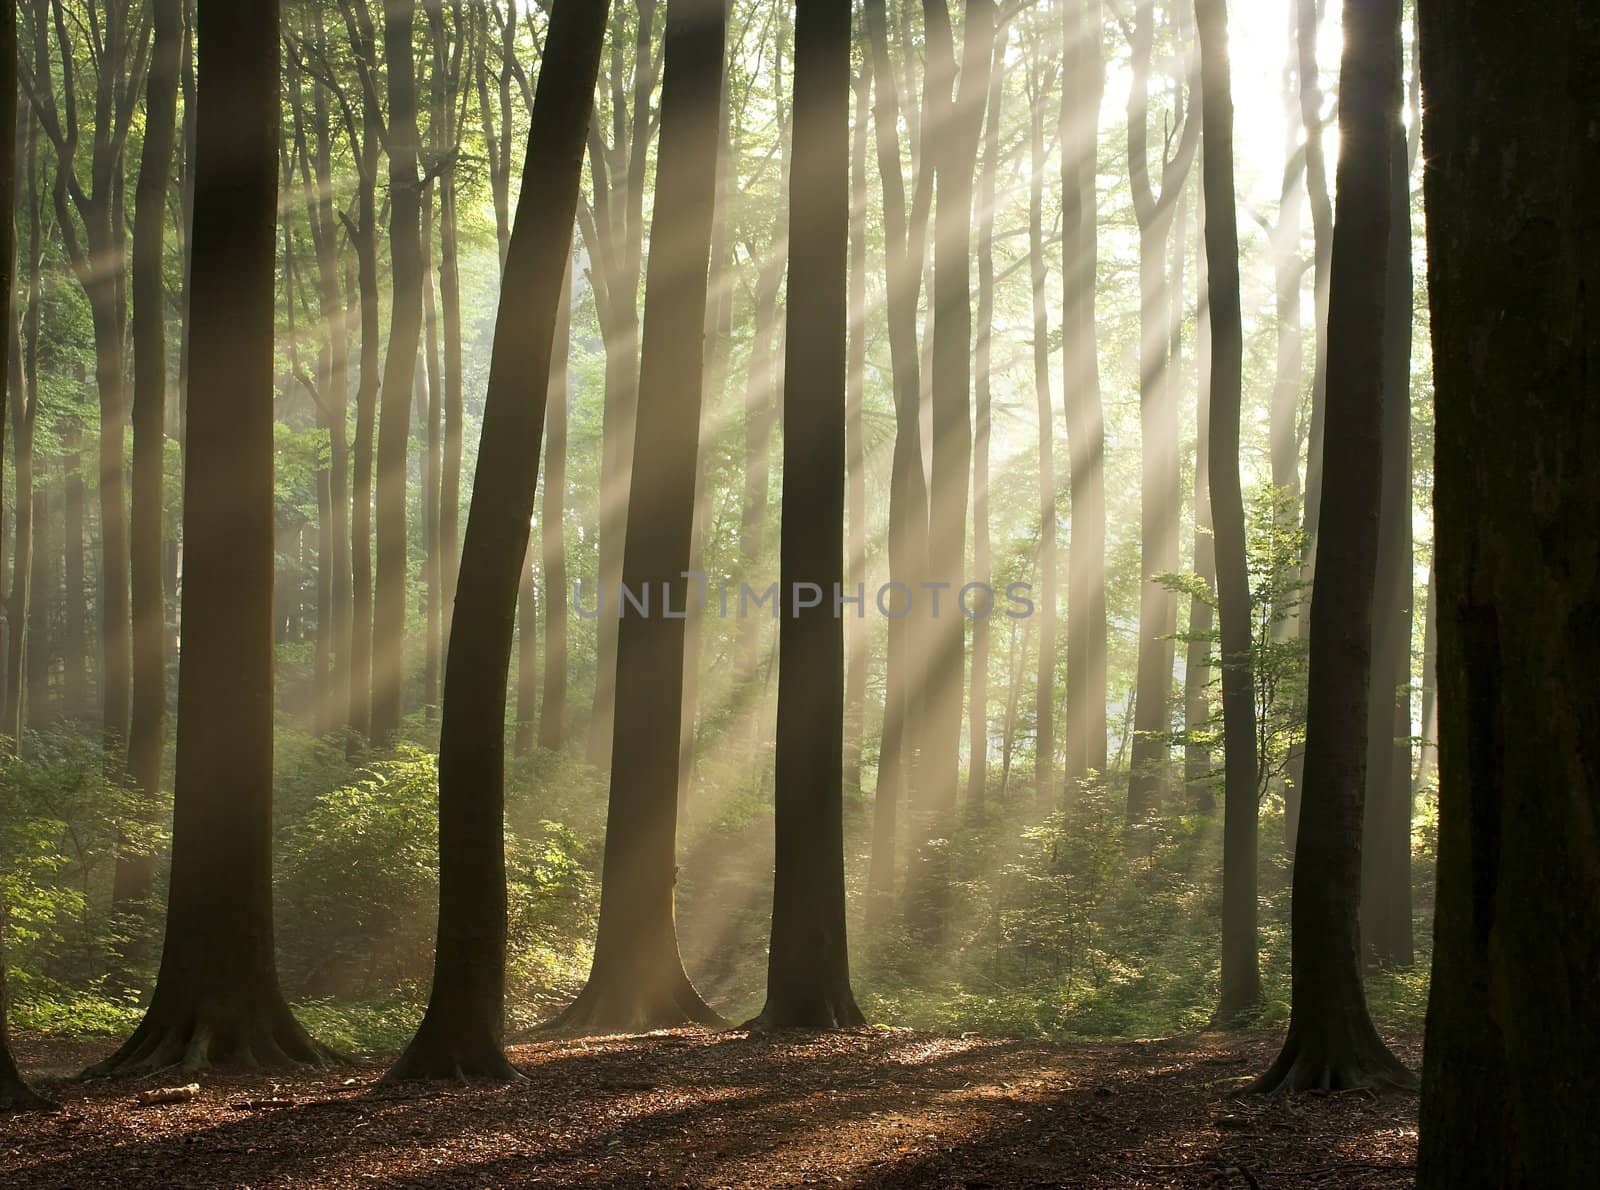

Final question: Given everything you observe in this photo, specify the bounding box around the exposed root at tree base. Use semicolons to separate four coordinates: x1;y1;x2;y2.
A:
1249;1036;1418;1095
543;979;727;1035
383;1021;524;1085
0;1075;57;1113
740;1001;867;1033
82;1008;337;1079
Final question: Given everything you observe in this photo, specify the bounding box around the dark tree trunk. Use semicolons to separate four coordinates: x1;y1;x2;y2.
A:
845;67;869;800
1417;2;1600;1179
1125;0;1199;841
90;0;328;1075
62;430;87;719
1360;122;1414;971
0;0;49;1111
371;0;427;743
422;187;444;721
1252;0;1412;1093
116;0;182;916
538;261;572;752
552;0;726;1034
1196;0;1261;1023
386;0;608;1080
1062;0;1108;782
748;0;863;1030
347;95;382;744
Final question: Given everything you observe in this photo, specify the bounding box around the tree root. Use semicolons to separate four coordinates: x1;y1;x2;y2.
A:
741;992;867;1033
542;975;726;1036
383;1015;524;1085
82;1004;336;1079
0;1073;58;1113
1250;1029;1417;1094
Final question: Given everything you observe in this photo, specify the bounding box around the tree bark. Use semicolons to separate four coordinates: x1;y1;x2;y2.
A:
1196;0;1261;1023
1251;0;1412;1092
387;0;608;1081
748;0;863;1030
552;0;726;1034
538;261;572;752
90;0;329;1074
1416;2;1600;1178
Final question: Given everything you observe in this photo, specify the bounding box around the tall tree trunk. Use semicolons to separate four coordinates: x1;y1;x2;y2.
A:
1251;0;1411;1092
421;188;444;721
538;261;572;752
749;0;863;1030
387;0;608;1081
844;67;870;799
1126;0;1200;840
1026;38;1057;804
117;0;182;916
1183;192;1215;811
91;0;328;1074
62;428;87;719
1416;1;1599;1177
967;16;1006;811
514;539;536;755
1413;565;1435;790
1196;0;1261;1023
1360;119;1414;970
1062;0;1108;782
371;0;427;743
347;109;382;743
552;0;726;1033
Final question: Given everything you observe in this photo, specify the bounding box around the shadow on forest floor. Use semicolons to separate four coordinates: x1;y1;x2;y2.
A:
0;1028;1420;1187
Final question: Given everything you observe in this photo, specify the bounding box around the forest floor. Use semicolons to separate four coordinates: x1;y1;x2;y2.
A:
1;1027;1420;1188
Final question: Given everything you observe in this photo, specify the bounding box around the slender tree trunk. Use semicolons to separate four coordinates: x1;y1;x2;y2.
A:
514;538;537;756
1062;0;1108;782
1413;566;1435;790
1296;0;1334;606
388;0;608;1081
62;429;87;719
348;117;381;744
117;0;181;915
92;0;328;1074
845;67;870;799
1416;1;1600;1176
1026;42;1057;804
26;479;51;730
538;260;572;752
1251;0;1412;1092
1197;0;1261;1023
1183;192;1216;811
371;0;427;742
750;0;864;1030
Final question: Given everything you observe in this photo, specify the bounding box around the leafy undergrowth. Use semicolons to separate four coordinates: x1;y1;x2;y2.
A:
3;1028;1421;1188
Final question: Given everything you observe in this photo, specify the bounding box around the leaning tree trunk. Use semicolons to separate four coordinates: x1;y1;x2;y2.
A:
1251;0;1413;1094
1417;1;1600;1180
1196;0;1262;1024
551;0;727;1034
748;0;864;1031
89;0;330;1075
386;0;609;1081
116;0;182;918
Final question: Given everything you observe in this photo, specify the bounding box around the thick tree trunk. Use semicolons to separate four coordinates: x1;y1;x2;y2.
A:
1416;2;1600;1179
91;0;328;1075
388;0;608;1081
117;0;182;916
553;0;726;1034
1196;0;1261;1023
749;0;863;1030
1360;123;1414;971
1062;0;1108;782
1252;0;1412;1093
371;0;427;743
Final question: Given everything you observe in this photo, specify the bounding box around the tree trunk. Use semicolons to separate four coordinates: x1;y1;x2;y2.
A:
387;0;608;1081
1360;121;1414;971
538;261;572;752
62;429;87;720
422;187;444;721
1027;36;1057;806
845;67;870;800
748;0;863;1030
91;0;329;1074
1126;0;1199;840
1183;192;1215;811
1062;0;1108;782
513;539;537;756
116;0;182;916
1416;2;1600;1178
347;111;382;744
371;0;427;743
1196;0;1261;1023
553;0;726;1034
1251;0;1412;1092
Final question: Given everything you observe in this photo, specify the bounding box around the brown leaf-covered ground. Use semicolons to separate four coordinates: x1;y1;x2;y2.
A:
0;1028;1420;1187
